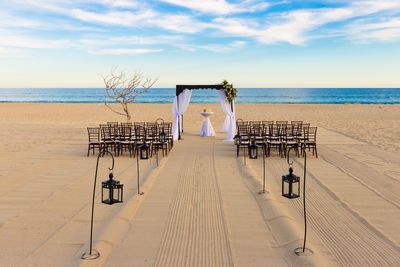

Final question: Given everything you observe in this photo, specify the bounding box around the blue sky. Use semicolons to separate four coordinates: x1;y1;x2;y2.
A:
0;0;399;88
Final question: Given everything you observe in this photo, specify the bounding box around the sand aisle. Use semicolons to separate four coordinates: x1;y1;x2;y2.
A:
99;134;292;267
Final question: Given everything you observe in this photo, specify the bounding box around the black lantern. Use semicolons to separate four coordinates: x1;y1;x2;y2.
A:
248;140;258;159
159;130;167;143
102;172;123;205
282;166;300;199
140;142;150;160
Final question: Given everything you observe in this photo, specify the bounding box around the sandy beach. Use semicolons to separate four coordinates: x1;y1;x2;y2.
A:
0;103;399;266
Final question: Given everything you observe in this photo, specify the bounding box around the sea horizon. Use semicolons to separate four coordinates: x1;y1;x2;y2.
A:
0;88;399;104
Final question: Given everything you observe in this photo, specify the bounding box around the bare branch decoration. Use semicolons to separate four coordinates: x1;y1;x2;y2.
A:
102;67;157;122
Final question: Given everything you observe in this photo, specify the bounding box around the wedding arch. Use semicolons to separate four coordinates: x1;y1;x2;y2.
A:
172;84;236;141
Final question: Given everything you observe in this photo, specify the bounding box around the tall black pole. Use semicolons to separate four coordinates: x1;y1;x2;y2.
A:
243;146;246;165
82;148;114;260
262;148;266;193
136;149;144;195
156;146;159;167
302;148;307;252
287;147;313;256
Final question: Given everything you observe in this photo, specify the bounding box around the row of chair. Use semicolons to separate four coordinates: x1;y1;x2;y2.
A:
87;120;173;157
235;120;318;158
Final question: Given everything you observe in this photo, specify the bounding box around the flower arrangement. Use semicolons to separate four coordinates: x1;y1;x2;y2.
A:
220;79;237;104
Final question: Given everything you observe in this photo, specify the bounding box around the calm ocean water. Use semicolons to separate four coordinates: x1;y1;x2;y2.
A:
0;88;399;104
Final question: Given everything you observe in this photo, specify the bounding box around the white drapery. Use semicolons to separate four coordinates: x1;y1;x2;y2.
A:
218;90;236;141
172;89;192;140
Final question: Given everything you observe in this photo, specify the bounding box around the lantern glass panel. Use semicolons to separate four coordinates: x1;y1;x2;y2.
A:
102;174;123;205
140;143;149;159
281;168;300;199
249;143;258;159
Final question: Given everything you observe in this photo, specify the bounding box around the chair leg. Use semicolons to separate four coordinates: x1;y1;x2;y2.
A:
87;145;90;157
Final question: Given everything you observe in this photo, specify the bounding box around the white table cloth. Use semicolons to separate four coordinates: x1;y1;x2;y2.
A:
200;112;215;137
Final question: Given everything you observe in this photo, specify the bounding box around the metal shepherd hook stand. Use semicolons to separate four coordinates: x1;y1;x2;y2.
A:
261;144;267;194
82;148;115;260
287;147;313;256
136;143;147;196
136;154;144;195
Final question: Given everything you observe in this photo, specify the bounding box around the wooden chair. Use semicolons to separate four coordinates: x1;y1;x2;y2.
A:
302;126;318;157
266;124;283;157
296;123;310;143
107;121;119;127
235;124;250;157
87;127;102;156
133;124;144;140
290;121;303;138
156;118;164;124
282;130;299;158
120;122;132;127
100;125;119;156
250;123;264;146
119;126;134;157
152;125;169;157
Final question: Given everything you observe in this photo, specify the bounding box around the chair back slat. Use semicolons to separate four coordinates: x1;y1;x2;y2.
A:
87;127;100;142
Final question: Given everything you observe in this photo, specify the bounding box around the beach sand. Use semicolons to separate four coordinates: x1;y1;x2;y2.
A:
0;103;399;266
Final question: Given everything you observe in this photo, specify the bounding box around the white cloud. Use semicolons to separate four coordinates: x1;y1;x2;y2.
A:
99;0;140;8
70;8;157;26
347;18;400;42
88;48;163;55
159;0;269;15
109;35;184;44
180;40;246;53
70;7;206;33
0;34;69;49
149;14;208;33
0;12;44;29
210;0;400;45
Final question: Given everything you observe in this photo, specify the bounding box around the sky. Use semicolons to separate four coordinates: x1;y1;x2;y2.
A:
0;0;400;88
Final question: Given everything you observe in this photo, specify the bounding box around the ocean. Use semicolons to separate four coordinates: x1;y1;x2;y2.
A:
0;88;399;104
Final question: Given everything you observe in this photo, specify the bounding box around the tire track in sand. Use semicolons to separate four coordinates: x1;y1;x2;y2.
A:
263;158;400;267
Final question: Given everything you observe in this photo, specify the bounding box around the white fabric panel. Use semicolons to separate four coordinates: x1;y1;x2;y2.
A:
218;90;236;141
172;89;192;140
